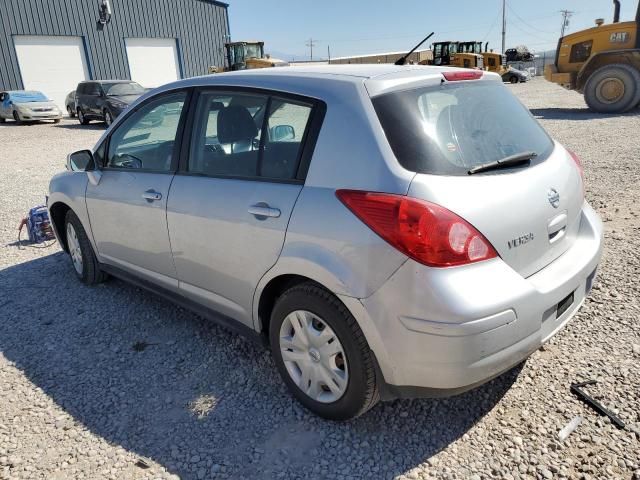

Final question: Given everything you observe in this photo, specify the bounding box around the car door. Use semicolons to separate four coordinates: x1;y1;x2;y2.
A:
167;89;319;327
86;90;190;289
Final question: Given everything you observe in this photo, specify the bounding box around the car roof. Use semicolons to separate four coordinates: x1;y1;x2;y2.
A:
156;64;498;97
205;64;459;80
79;80;136;84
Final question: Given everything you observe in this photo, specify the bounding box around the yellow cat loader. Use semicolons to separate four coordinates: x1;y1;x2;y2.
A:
209;41;289;73
544;0;640;112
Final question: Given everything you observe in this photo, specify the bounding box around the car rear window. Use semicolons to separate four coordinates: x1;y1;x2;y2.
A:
372;81;554;175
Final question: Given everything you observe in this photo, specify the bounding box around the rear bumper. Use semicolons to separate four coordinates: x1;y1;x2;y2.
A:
352;201;603;393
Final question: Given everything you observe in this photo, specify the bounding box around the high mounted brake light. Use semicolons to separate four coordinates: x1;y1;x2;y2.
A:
336;190;497;267
442;71;483;81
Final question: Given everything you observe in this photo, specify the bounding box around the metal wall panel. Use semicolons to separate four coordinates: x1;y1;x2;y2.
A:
0;0;229;90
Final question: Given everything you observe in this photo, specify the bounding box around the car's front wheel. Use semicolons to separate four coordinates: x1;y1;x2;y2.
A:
64;210;107;285
270;282;379;420
77;108;90;125
509;75;519;84
104;109;113;126
67;106;75;118
12;111;21;124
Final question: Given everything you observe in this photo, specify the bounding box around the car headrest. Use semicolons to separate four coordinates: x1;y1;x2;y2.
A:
210;101;225;111
217;105;258;144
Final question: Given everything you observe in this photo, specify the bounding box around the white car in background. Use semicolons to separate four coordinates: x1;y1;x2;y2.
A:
0;90;62;124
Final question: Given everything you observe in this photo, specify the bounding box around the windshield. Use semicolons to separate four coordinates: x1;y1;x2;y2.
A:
11;91;48;103
103;82;145;96
244;43;262;59
372;81;553;175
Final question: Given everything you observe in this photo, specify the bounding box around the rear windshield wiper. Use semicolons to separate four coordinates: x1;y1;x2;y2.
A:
468;151;538;175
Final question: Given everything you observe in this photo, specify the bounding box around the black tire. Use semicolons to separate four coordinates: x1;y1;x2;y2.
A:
67;105;75;118
269;282;379;420
64;210;107;285
104;109;113;127
53;119;61;124
77;108;90;125
12;111;21;124
584;64;640;113
0;115;5;123
509;76;519;84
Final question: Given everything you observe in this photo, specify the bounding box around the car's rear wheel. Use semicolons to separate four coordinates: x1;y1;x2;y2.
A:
104;109;113;126
269;282;379;420
64;210;107;285
584;64;640;113
12;111;21;124
0;115;5;123
77;108;90;125
67;106;75;118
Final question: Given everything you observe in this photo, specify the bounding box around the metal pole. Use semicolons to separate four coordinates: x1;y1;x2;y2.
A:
328;45;331;63
501;0;506;53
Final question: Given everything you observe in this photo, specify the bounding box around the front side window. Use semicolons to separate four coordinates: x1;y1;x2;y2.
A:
188;91;313;180
373;81;553;175
106;91;186;171
87;83;101;96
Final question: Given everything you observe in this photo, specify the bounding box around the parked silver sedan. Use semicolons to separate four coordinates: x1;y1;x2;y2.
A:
0;90;62;123
47;65;603;420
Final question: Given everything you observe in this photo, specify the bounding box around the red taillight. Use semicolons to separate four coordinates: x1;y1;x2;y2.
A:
568;149;585;196
336;190;498;267
442;71;483;81
568;149;584;181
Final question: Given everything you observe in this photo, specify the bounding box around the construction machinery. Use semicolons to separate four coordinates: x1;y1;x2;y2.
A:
209;41;288;73
431;41;484;69
544;0;640;112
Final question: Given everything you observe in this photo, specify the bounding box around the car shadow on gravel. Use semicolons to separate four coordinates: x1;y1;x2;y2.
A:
529;107;640;120
54;123;106;131
0;253;523;480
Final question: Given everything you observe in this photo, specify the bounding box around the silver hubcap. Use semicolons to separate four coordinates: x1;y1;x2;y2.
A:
66;223;83;275
78;110;84;122
105;112;111;125
279;310;348;403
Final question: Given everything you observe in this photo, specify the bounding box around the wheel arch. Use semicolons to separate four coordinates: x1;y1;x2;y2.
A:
49;201;72;252
577;49;640;91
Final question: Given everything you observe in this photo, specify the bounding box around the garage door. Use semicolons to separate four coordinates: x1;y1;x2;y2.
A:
125;38;181;89
14;36;89;112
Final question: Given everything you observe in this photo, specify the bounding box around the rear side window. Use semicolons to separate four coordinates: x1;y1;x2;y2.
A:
569;41;593;63
372;81;553;175
187;92;313;180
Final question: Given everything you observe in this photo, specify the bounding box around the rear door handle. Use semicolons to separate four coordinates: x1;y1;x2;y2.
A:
142;190;162;201
248;203;281;218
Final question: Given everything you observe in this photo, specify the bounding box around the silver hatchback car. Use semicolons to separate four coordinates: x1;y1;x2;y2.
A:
48;65;603;420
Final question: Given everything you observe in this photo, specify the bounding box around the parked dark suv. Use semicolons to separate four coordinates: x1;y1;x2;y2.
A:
75;80;146;126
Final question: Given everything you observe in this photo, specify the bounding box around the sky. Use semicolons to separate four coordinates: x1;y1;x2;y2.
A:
228;0;638;60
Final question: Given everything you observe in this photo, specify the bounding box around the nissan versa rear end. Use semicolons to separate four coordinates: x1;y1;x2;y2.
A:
48;65;603;420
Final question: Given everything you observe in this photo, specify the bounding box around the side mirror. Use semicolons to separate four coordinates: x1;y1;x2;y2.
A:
67;150;95;172
271;124;295;141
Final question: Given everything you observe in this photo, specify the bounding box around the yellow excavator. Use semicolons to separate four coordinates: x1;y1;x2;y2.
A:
209;41;289;73
544;0;640;112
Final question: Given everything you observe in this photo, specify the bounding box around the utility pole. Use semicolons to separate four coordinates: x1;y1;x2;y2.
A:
305;38;317;61
560;10;574;38
327;45;331;64
501;0;506;54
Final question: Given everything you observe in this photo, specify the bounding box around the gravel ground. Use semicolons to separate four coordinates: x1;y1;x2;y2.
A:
0;78;639;480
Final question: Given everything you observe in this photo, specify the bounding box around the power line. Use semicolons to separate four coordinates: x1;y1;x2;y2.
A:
305;38;318;61
560;10;574;37
506;3;556;34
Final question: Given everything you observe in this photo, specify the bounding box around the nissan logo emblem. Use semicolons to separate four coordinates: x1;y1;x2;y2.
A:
548;188;560;208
